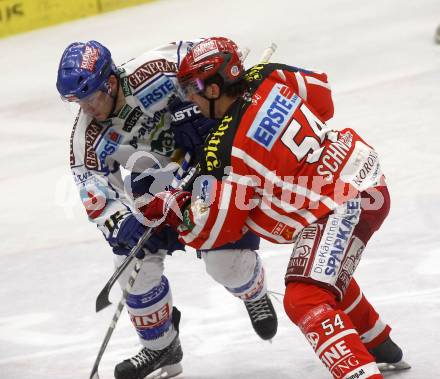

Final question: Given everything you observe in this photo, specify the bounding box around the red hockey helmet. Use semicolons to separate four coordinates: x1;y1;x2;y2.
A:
177;37;244;96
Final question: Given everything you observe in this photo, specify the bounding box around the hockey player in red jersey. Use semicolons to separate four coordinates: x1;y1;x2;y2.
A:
56;39;278;379
141;37;410;378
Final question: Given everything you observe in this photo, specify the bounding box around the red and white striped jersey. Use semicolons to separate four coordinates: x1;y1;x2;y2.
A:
179;63;383;249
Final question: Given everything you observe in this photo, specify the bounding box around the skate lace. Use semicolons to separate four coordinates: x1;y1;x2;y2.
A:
245;296;273;322
130;347;161;368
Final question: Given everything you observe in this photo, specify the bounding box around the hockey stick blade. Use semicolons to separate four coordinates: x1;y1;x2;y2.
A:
95;227;154;312
96;283;113;312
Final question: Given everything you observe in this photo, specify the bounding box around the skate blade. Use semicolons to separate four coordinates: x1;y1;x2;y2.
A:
378;360;411;372
146;362;183;379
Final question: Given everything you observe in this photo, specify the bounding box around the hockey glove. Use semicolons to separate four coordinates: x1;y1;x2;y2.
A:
169;97;217;156
107;213;183;258
140;189;192;231
150;226;185;255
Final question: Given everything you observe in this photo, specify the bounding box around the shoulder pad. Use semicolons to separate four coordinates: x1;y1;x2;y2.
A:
244;62;276;85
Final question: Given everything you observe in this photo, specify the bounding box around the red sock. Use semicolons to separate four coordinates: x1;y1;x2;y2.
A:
284;282;383;379
337;279;391;350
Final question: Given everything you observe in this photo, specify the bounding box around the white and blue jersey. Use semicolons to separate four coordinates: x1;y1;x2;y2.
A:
69;40;202;236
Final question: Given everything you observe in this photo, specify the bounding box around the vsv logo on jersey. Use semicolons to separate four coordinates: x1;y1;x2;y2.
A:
137;76;175;109
247;83;301;150
73;171;93;185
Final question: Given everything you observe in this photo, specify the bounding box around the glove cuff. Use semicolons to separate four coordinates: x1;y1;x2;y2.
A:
166;190;192;229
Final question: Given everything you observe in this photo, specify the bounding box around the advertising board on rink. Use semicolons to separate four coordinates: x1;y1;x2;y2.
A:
0;0;156;38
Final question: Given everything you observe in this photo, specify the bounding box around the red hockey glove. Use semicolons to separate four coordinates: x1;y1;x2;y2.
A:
139;189;192;230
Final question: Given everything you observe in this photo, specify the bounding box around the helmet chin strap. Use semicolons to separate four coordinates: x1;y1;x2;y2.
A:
198;81;224;119
209;98;216;119
203;86;221;119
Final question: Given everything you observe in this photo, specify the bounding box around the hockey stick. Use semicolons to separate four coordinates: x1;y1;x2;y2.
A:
90;170;197;378
90;260;143;379
241;47;250;61
171;151;193;188
259;42;277;63
95;227;154;312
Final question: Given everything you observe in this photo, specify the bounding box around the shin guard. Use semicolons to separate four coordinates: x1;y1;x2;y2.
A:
203;249;267;301
126;275;176;350
298;305;383;379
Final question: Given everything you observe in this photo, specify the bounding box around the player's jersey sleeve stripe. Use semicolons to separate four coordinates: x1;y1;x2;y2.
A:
258;197;307;231
255;186;318;225
276;69;287;82
294;71;308;99
226;172;259;187
306;76;332;89
231;147;339;210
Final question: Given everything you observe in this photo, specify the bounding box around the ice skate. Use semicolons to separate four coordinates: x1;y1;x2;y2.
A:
114;334;183;379
244;294;278;340
369;337;411;372
115;307;183;379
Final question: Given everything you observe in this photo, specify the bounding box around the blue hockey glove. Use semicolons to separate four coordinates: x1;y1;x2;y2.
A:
169;98;217;155
107;214;145;257
150;226;185;255
107;213;184;258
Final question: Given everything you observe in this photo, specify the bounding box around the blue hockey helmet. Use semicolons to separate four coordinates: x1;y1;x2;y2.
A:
56;40;116;101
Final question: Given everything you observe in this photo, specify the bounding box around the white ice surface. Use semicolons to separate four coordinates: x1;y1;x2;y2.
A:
0;0;439;378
